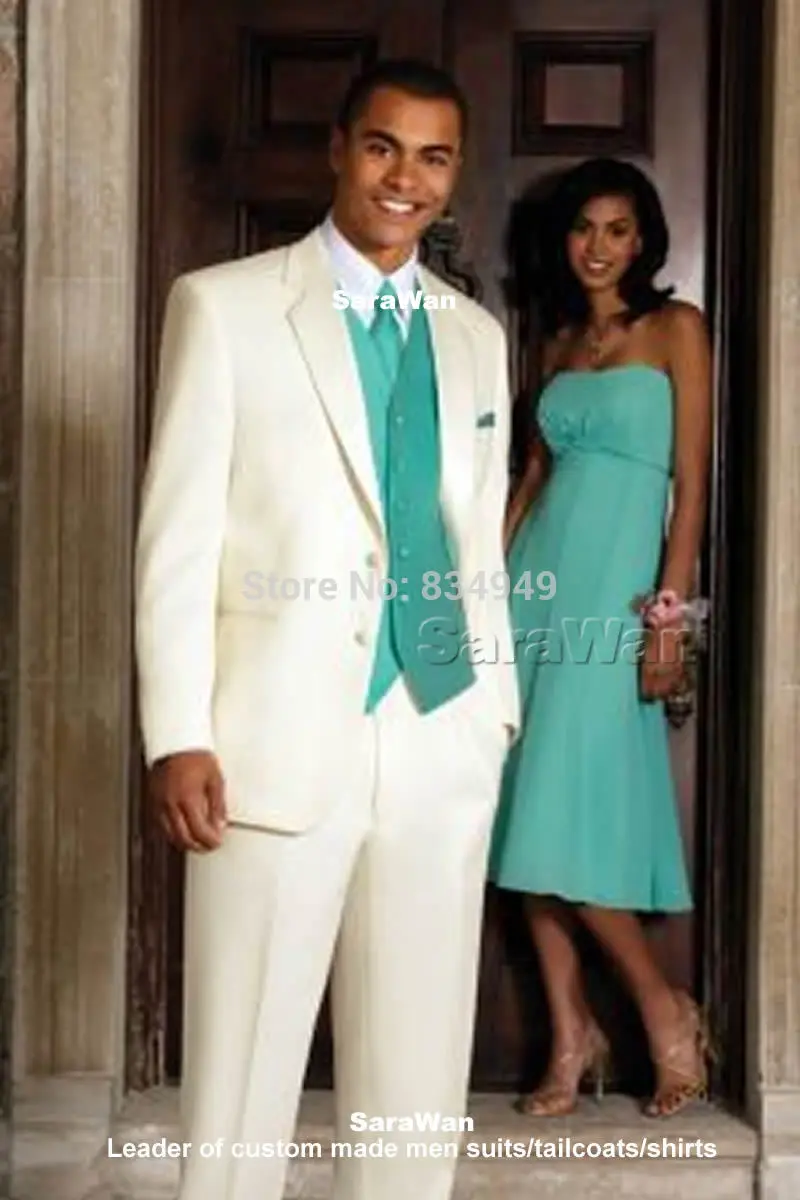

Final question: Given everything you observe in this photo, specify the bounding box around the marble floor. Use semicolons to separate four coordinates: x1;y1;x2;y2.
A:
9;1075;759;1199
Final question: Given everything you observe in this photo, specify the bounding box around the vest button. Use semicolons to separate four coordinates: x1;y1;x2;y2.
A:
354;630;367;646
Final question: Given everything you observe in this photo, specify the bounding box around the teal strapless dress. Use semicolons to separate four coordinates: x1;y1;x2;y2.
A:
488;365;691;912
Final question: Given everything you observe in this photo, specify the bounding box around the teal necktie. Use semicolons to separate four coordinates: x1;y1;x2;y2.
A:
370;281;403;385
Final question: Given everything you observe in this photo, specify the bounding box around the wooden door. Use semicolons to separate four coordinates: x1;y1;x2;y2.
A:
132;0;709;1096
135;0;468;1090
449;0;709;1094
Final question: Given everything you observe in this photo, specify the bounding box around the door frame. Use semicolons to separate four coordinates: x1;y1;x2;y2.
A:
125;0;764;1109
696;0;764;1106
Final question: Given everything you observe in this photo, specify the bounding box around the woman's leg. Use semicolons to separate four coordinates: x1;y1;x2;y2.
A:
577;904;708;1114
526;895;586;1043
520;895;608;1114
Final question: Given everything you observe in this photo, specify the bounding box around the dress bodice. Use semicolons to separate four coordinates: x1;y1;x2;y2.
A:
537;364;673;475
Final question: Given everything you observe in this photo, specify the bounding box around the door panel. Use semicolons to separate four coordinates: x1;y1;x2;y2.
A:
450;0;708;1092
149;1;449;285
134;0;707;1096
141;0;455;1088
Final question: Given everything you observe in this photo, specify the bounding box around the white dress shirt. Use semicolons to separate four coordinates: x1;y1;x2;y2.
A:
320;212;419;339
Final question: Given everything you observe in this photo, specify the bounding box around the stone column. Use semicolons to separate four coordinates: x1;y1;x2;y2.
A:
748;2;800;1197
0;0;23;1184
14;0;140;1100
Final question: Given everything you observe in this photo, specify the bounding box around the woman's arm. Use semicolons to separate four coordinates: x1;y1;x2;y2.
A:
641;302;712;698
504;428;550;548
502;335;562;548
659;302;713;600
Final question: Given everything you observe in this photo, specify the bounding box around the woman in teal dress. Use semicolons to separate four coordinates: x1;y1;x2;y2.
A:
489;159;712;1118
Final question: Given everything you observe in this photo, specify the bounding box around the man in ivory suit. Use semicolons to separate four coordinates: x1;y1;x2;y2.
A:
135;58;519;1200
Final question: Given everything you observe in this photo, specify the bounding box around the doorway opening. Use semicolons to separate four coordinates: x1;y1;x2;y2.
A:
126;0;762;1110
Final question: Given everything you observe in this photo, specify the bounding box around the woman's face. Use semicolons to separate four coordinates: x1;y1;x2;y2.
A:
566;193;642;296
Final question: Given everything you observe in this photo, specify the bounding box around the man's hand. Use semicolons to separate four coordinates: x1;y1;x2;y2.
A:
148;750;227;852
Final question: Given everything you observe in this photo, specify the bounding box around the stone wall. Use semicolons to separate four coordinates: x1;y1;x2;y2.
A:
15;0;139;1095
0;0;21;1152
748;4;800;1197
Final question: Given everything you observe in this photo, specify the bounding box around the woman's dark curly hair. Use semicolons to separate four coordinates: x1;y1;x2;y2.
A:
535;157;675;336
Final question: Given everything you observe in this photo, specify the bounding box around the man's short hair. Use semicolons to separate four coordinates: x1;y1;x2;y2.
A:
335;58;469;140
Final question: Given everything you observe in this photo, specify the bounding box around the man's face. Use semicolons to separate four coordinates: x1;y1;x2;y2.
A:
329;85;463;271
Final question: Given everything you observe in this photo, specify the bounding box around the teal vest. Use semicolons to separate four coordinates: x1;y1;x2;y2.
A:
344;302;475;713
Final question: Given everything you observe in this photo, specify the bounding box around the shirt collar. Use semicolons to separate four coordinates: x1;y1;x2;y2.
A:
320;212;419;327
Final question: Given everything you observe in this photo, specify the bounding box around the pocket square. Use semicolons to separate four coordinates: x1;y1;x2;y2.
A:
476;410;496;428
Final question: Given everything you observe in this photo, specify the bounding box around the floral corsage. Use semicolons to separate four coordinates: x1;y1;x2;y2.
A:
630;589;711;725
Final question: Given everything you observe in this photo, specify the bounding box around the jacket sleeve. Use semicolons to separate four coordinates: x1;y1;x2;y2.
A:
477;324;521;741
134;275;234;766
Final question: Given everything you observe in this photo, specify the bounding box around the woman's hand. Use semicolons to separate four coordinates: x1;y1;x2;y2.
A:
639;620;685;701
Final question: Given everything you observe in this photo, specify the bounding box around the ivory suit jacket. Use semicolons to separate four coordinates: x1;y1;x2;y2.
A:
134;227;521;831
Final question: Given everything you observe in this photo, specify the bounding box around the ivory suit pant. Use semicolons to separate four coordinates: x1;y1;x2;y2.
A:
177;676;508;1200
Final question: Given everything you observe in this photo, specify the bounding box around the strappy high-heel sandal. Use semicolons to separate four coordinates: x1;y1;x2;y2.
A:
643;990;715;1118
517;1018;611;1117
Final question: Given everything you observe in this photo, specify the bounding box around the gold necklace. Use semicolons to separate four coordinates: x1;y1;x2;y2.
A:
585;317;619;364
585;319;618;360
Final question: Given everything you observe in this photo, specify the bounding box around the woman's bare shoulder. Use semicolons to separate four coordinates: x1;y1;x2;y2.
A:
645;300;708;369
660;299;707;336
662;300;709;360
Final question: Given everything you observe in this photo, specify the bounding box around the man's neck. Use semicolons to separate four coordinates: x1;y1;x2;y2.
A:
328;213;416;276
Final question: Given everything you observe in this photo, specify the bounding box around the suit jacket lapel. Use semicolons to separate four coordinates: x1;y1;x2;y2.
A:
418;267;476;552
281;239;478;552
285;231;385;542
